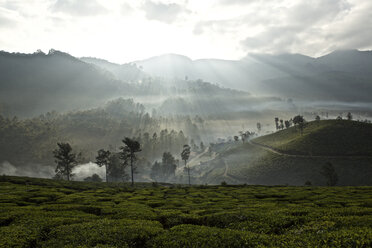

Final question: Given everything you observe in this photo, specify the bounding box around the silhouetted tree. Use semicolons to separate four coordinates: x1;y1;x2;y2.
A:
200;141;205;152
347;112;353;121
279;119;284;130
274;117;279;130
293;115;305;135
53;142;79;181
107;153;127;182
120;137;141;186
239;131;249;143
96;149;111;182
234;136;239;142
181;144;191;185
321;162;338;186
284;120;290;129
256;122;262;133
315;115;320;121
84;173;102;182
162;152;177;177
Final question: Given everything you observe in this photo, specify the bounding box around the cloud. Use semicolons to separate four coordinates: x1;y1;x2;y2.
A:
0;7;19;29
236;0;370;56
142;0;190;24
51;0;108;16
121;3;134;16
218;0;259;5
0;161;54;178
73;162;106;181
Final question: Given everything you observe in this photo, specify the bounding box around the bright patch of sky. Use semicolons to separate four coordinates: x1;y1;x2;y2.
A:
0;0;371;63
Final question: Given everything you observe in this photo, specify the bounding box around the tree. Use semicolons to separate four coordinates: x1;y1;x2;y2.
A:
162;152;177;177
321;162;338;186
279;119;284;130
84;173;102;182
256;122;262;133
239;131;248;143
293;115;305;135
108;152;128;182
150;161;162;181
181;144;191;185
120;137;141;186
53;142;79;181
284;120;290;129
233;136;239;142
347;112;353;121
315;115;320;121
274;117;279;130
200;141;205;152
95;149;111;182
151;152;177;182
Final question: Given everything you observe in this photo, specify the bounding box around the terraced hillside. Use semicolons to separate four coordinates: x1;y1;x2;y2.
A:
252;120;372;156
194;120;372;186
0;176;371;247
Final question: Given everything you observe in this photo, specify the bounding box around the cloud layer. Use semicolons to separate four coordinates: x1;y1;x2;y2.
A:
0;0;371;62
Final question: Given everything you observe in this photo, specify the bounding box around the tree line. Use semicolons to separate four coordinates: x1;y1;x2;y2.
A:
53;138;193;186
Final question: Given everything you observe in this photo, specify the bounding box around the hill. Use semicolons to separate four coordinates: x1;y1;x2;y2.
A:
129;50;372;103
0;175;371;247
252;120;372;156
191;120;372;186
0;50;137;117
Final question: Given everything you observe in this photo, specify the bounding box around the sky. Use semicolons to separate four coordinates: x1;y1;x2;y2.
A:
0;0;371;63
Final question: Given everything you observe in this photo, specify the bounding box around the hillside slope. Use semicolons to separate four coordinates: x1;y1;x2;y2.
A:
252;120;372;156
130;50;372;102
195;121;372;186
0;50;136;117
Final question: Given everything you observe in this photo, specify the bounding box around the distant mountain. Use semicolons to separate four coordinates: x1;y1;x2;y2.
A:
2;49;372;117
127;50;372;102
2;50;278;118
80;57;147;82
0;50;139;117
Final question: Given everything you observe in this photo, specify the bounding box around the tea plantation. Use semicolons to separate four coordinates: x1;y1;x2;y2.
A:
0;176;371;247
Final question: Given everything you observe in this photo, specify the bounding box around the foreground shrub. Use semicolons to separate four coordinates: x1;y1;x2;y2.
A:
40;219;164;248
151;224;268;247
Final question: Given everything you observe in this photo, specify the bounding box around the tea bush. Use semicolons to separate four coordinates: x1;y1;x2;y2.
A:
0;176;371;247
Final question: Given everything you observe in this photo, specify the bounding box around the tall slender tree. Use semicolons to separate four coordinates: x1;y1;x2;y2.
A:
181;144;191;185
256;122;262;133
53;142;78;181
274;117;279;130
120;137;141;186
95;149;111;183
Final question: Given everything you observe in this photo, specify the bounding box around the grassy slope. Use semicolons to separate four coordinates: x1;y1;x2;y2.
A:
0;176;371;248
199;142;372;186
198;121;372;186
252;120;372;156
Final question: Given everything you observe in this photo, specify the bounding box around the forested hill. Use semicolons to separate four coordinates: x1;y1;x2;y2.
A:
0;98;204;174
0;50;137;117
0;50;270;118
126;50;372;102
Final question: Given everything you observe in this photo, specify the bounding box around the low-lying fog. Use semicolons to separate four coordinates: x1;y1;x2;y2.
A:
0;161;105;181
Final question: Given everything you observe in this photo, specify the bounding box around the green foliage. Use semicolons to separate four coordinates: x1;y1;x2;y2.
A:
0;176;371;247
53;142;79;181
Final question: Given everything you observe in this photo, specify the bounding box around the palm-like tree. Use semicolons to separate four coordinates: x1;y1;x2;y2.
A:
120;137;141;186
181;144;191;185
95;149;111;182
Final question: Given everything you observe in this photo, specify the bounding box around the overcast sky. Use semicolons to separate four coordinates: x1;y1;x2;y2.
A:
0;0;371;63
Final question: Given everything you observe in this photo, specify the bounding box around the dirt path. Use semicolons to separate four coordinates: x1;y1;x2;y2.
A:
249;140;372;159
